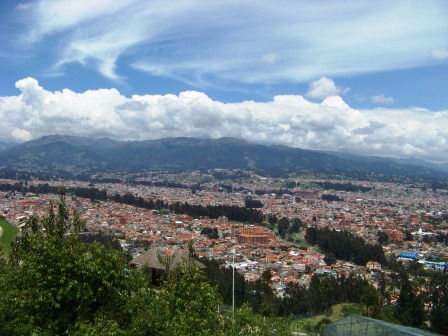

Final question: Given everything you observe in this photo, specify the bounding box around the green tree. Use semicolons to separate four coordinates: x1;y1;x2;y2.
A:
427;272;448;334
245;270;279;316
224;305;290;336
128;258;223;336
0;189;135;335
244;196;263;209
128;259;290;336
305;226;318;245
324;252;336;266
278;217;290;238
361;285;380;317
267;213;278;225
394;270;426;328
403;230;413;241
430;305;448;335
199;257;245;307
289;218;304;234
377;231;388;244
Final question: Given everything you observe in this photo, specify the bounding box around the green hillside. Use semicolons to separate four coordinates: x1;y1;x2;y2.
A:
1;134;447;178
0;218;19;256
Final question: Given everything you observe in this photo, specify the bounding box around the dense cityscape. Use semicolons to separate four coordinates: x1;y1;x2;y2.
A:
1;169;447;334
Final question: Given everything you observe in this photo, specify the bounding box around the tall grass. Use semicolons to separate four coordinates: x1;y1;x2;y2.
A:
0;219;19;257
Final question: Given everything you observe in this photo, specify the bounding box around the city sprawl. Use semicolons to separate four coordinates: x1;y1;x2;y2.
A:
1;170;447;298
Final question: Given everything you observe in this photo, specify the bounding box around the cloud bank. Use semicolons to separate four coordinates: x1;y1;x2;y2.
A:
1;78;447;163
11;0;448;86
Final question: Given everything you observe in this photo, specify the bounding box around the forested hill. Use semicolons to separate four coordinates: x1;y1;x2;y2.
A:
0;134;446;178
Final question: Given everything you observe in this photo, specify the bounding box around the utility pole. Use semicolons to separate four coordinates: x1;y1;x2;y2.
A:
232;248;235;318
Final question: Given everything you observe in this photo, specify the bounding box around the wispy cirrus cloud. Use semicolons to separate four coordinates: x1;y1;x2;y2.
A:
371;94;395;105
15;3;33;11
432;49;448;60
9;0;448;88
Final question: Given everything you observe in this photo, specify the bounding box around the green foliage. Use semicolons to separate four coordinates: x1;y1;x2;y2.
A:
341;304;363;317
305;227;387;266
290;218;304;234
278;217;290;238
360;285;380;317
201;227;219;239
290;303;362;335
73;318;126;336
0;190;134;335
200;257;245;307
394;270;426;328
224;305;290;336
377;231;389;244
429;305;448;335
127;259;291;336
276;217;305;239
321;194;344;202
267;213;278;225
128;259;222;336
324;251;336;265
244;196;263;208
0;219;19;257
425;272;448;334
305;226;318;245
245;270;280;317
280;273;375;318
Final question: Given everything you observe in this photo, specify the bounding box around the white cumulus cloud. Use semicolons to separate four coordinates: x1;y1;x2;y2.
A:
306;77;349;100
1;77;447;164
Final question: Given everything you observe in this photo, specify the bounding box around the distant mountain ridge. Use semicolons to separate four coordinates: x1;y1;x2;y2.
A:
0;134;446;179
0;140;17;152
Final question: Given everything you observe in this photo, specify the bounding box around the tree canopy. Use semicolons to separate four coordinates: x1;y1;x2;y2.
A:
305;227;387;266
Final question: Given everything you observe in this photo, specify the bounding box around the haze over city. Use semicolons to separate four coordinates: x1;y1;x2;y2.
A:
0;0;447;163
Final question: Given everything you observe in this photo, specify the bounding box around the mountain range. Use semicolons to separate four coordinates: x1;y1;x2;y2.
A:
0;134;446;179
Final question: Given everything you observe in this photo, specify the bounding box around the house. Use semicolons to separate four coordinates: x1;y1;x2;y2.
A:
129;247;205;284
366;261;382;271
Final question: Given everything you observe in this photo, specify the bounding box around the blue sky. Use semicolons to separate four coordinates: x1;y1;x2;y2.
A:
0;0;447;163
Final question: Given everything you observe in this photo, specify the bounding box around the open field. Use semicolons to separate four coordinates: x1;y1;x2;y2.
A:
0;218;19;256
